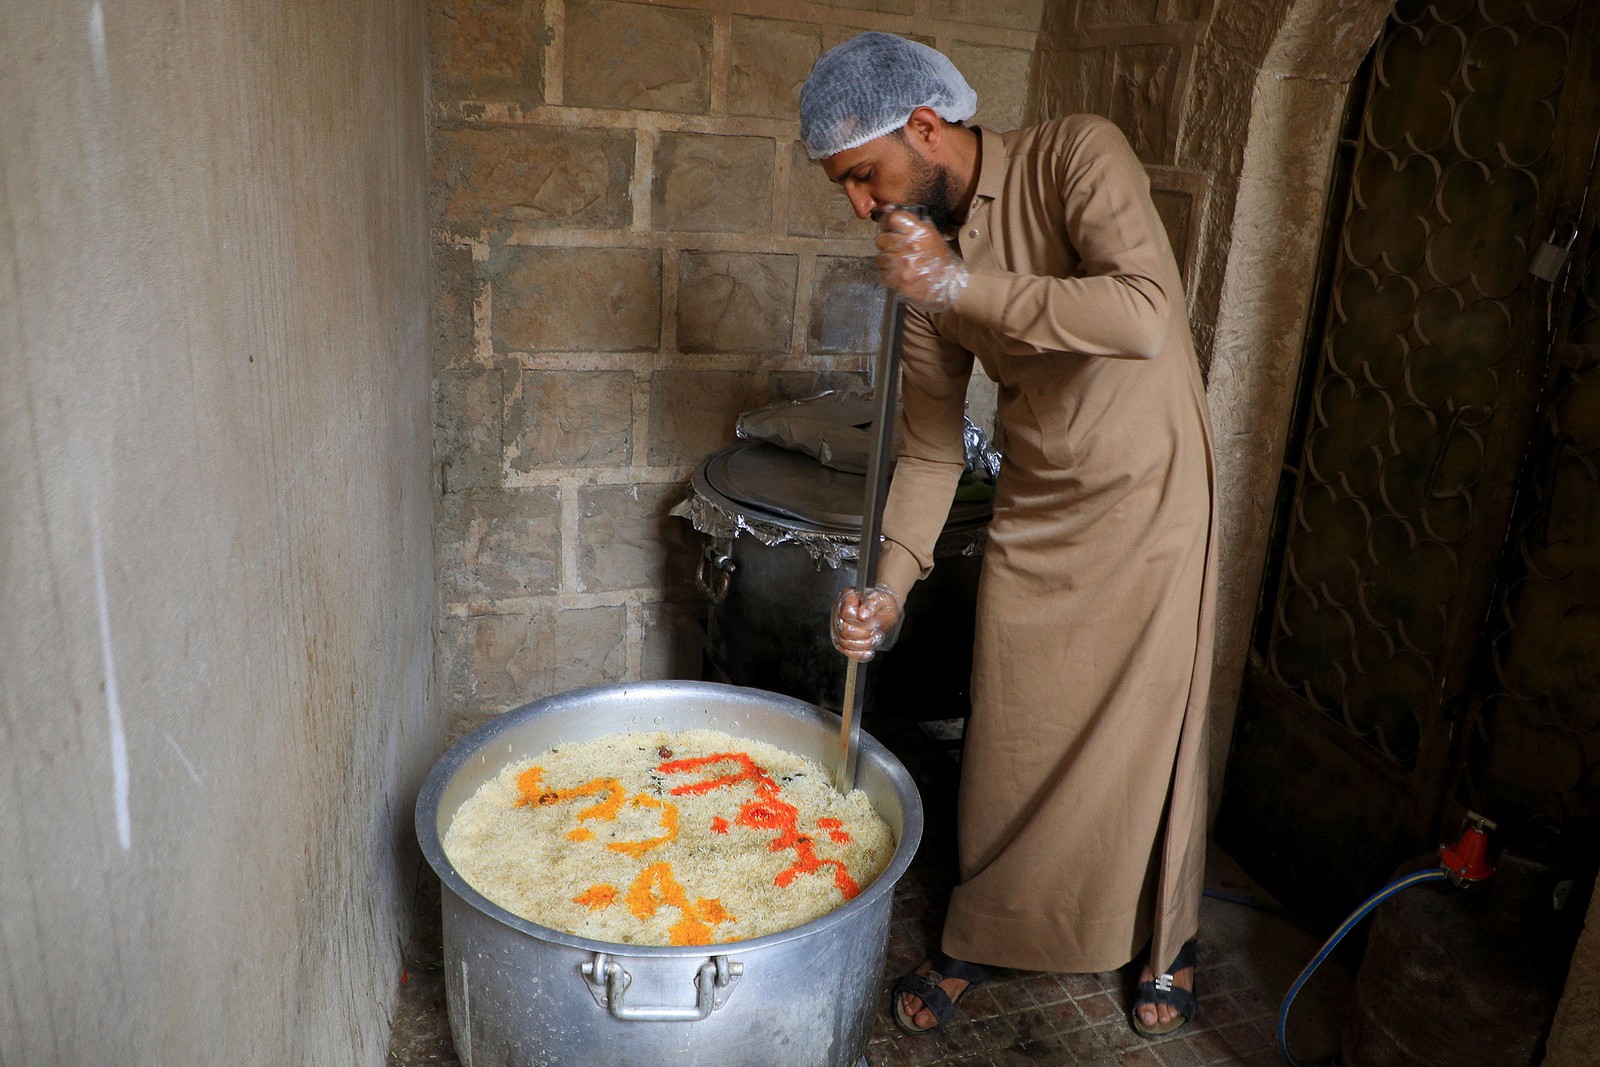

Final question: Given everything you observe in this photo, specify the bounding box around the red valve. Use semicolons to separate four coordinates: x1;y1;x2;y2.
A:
1438;813;1496;887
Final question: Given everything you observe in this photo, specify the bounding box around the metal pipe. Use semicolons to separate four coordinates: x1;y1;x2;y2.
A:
834;281;912;793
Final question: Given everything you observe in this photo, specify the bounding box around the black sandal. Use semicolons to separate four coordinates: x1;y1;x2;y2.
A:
891;950;994;1035
1130;938;1199;1038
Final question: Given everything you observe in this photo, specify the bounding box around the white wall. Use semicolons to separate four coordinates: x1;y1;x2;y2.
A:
0;1;438;1062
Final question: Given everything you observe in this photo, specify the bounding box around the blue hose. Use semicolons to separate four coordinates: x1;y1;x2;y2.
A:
1277;866;1450;1066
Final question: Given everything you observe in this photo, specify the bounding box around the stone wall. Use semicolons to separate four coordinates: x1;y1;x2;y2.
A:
1032;0;1221;359
1033;1;1600;1055
431;0;1046;731
1032;0;1394;799
1008;2;1316;801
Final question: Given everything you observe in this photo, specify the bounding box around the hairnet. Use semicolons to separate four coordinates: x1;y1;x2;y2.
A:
799;33;978;160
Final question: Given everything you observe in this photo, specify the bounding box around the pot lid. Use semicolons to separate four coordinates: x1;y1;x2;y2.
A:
698;441;990;531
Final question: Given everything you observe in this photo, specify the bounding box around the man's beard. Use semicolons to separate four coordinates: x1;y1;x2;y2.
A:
904;147;960;233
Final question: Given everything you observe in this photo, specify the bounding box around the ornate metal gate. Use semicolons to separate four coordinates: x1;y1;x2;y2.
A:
1218;0;1600;922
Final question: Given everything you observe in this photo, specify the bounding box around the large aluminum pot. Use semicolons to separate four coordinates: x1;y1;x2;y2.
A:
416;680;924;1067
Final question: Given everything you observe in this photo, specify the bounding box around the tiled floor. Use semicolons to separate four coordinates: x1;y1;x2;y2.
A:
389;720;1350;1066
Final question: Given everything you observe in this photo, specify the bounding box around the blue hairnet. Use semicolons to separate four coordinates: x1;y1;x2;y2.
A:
799;33;978;160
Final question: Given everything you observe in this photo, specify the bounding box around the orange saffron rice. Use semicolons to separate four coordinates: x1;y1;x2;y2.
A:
441;729;894;946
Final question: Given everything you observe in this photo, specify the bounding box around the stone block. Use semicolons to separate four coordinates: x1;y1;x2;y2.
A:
808;256;885;355
445;606;628;709
966;368;999;440
431;0;541;101
821;26;933;50
640;600;705;681
1083;0;1162;26
439;616;474;710
489;245;660;352
647;370;771;466
769;370;870;402
564;0;712;113
434;368;504;493
729;18;822;120
821;0;913;13
507;370;633;469
433;126;634;230
438;486;562;604
433;242;477;372
930;0;1045;32
1111;45;1180;163
577;482;698;593
787;141;868;238
652;133;775;234
677;252;797;354
1151;187;1194;281
1265;0;1390;82
1034;47;1110;120
946;42;1034;132
447;703;501;746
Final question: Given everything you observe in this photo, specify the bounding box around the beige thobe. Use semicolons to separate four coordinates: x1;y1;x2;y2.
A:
876;116;1217;977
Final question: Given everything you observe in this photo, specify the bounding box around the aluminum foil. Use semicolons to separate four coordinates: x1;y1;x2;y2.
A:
672;484;988;570
736;389;1002;483
964;416;1002;481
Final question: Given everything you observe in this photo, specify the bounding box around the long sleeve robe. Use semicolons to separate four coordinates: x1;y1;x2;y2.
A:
876;116;1218;977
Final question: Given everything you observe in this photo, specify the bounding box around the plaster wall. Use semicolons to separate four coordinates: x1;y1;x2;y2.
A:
0;1;437;1063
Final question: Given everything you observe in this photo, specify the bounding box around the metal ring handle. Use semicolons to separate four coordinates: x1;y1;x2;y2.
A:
695;543;736;604
582;951;743;1022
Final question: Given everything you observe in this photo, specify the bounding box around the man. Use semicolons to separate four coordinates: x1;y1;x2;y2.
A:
803;33;1217;1038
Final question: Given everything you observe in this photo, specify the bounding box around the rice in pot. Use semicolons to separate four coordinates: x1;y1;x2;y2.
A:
442;728;895;946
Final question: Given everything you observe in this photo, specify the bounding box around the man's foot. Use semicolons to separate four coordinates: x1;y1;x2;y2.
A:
891;951;993;1034
1130;939;1199;1037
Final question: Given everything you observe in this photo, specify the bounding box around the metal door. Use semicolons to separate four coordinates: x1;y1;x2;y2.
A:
1457;144;1600;859
1218;0;1600;923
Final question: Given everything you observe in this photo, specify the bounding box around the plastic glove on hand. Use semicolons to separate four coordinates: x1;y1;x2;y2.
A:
831;583;905;662
875;209;969;312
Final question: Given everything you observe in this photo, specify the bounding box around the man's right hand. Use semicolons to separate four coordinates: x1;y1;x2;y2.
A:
875;209;969;312
831;583;905;661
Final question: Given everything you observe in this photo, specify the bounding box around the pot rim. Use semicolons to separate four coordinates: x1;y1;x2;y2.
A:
691;443;993;537
415;679;925;958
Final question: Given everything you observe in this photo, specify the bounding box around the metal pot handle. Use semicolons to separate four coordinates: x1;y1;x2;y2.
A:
695;543;736;604
581;951;743;1022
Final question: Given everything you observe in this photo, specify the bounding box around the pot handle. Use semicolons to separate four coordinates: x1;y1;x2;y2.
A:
581;951;743;1022
695;542;736;604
